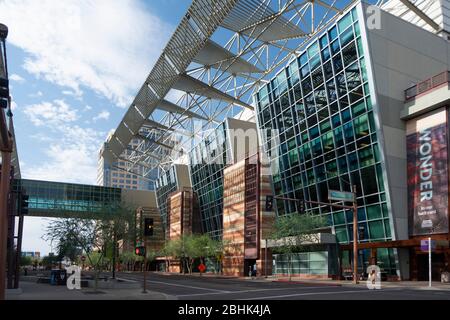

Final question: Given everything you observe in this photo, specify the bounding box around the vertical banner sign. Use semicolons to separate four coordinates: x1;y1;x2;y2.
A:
407;108;449;236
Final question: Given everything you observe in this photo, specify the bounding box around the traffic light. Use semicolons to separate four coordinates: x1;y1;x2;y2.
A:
0;77;9;109
18;193;29;215
358;225;365;240
144;218;154;237
135;246;145;256
265;195;274;211
298;200;305;214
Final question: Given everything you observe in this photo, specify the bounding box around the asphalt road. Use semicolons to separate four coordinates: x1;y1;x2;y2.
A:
117;272;450;300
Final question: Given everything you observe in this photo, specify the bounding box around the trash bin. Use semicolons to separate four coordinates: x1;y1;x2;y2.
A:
50;269;67;285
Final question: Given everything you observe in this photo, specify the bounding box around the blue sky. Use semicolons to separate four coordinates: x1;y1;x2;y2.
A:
1;0;191;255
1;0;369;256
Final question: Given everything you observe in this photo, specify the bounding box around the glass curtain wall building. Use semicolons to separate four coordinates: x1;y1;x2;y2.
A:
255;5;396;274
189;122;231;239
156;165;180;232
189;117;257;240
155;164;192;233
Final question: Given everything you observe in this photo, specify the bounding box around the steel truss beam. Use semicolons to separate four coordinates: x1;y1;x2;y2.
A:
106;0;395;178
398;0;441;32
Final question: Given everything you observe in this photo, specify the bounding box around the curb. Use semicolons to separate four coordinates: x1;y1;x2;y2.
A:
271;279;342;287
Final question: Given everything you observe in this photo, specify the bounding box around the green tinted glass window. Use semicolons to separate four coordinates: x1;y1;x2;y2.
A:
358;146;374;167
329;26;338;41
384;219;392;238
320;34;328;49
376;164;385;192
338;13;352;33
335;226;348;242
322;131;334;151
367;204;382;220
308;42;319;59
354;114;369;138
369;220;385;239
333;211;346;225
352;100;365;117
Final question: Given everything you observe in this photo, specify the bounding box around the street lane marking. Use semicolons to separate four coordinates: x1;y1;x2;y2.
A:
145;280;231;293
118;274;230;293
175;286;324;297
240;289;402;300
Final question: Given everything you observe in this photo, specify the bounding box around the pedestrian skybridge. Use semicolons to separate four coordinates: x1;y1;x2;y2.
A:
12;179;122;219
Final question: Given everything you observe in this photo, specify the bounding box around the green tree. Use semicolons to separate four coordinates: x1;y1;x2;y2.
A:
161;235;228;275
161;239;180;272
269;213;327;281
56;237;82;264
191;234;227;274
43;218;107;291
20;256;32;267
43;201;139;289
96;202;140;277
41;254;58;269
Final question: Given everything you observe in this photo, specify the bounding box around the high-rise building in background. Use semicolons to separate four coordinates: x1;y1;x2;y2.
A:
97;129;158;190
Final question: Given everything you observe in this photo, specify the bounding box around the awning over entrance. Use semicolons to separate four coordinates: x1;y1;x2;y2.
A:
261;233;337;249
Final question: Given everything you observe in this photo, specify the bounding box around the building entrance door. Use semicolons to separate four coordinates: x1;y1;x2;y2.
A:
244;259;256;277
416;253;445;281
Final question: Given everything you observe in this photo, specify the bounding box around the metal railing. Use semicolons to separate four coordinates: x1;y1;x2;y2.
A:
405;71;450;101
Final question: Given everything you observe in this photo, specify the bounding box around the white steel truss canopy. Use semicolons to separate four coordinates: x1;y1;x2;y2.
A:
172;74;254;110
194;39;263;74
103;0;425;181
157;99;208;120
221;0;306;41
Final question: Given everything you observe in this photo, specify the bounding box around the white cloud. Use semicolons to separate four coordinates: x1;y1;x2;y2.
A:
10;73;25;83
62;89;83;99
11;100;18;111
0;0;173;107
29;90;43;98
93;110;110;122
23;99;78;126
22;124;106;185
30;133;54;142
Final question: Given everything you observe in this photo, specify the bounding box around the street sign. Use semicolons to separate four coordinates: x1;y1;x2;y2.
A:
198;263;206;273
421;239;437;252
328;190;355;202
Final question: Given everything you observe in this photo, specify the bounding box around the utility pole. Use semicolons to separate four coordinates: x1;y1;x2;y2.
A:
143;237;148;294
352;185;359;285
264;239;268;278
112;229;116;279
428;237;432;288
0;23;13;301
255;149;261;277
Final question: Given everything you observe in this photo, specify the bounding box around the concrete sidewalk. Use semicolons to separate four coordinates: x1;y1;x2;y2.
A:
6;281;175;300
266;277;450;291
